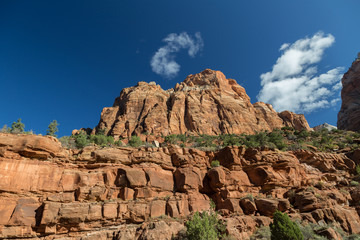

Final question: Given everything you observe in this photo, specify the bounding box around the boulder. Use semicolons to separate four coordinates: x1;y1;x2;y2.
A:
92;148;132;164
174;167;205;192
240;198;257;215
144;167;174;191
254;198;279;217
0;133;65;159
8;198;40;226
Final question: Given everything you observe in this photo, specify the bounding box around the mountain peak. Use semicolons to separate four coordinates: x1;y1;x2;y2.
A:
95;69;311;138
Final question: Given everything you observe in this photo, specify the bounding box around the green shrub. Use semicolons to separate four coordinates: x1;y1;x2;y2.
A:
270;211;303;240
59;136;76;149
177;134;187;142
10;118;25;133
281;126;294;131
345;135;354;144
164;134;188;145
310;131;321;138
128;135;142;147
287;134;297;141
73;133;90;148
210;199;216;210
356;165;360;176
287;143;305;151
320;135;332;145
243;134;260;148
211;160;220;168
297;130;310;139
350;181;359;186
165;134;179;144
268;131;287;150
254;132;268;146
114;140;123;146
96;128;106;135
194;135;216;148
250;226;271;240
298;223;327;240
89;134;114;146
186;211;227;240
320;128;330;135
46;120;59;137
352;132;360;139
221;134;241;146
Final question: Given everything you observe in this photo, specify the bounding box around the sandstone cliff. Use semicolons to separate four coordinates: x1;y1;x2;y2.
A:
94;69;310;139
1;133;360;239
338;56;360;131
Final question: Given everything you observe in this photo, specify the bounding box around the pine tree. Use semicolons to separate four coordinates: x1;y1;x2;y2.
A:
46;120;59;137
10;118;25;133
0;124;10;133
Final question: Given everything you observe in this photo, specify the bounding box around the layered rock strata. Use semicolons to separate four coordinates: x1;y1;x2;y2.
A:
1;133;360;239
94;69;310;139
338;56;360;131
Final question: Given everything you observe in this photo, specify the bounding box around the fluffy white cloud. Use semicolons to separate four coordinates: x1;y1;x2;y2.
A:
257;32;343;113
151;32;203;78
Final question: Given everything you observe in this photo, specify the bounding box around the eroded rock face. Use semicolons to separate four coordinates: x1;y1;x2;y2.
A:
338;58;360;131
1;133;359;239
94;69;310;138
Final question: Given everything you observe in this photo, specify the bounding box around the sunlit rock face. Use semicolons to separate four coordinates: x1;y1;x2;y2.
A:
1;133;360;239
338;57;360;131
94;69;310;139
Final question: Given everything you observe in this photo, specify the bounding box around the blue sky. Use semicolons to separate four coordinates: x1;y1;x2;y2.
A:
1;1;359;137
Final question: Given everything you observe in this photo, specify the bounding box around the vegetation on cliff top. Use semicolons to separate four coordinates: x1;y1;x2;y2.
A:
160;127;360;153
2;119;360;153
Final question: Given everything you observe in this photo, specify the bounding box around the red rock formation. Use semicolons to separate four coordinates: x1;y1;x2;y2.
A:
94;69;311;139
338;57;360;131
1;133;360;239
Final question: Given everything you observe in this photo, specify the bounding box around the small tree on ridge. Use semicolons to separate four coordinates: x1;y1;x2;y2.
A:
47;120;59;137
10;118;25;134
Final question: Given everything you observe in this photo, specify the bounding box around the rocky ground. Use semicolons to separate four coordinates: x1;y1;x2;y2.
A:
1;132;360;239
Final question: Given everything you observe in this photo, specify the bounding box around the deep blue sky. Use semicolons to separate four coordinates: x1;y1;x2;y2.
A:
1;1;359;136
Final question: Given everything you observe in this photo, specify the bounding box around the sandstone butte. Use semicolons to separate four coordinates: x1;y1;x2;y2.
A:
1;132;360;239
338;54;360;131
93;69;311;139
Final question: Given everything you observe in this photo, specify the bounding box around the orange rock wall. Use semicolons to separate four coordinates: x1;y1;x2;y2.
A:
1;133;360;239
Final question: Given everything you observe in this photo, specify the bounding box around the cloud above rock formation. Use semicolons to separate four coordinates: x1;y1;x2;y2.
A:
257;32;343;113
151;32;204;78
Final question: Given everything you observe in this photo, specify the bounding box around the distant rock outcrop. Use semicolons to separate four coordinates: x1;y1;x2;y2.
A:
94;69;311;138
313;123;337;132
338;56;360;131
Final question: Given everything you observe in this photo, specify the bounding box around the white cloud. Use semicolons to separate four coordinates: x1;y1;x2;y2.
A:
151;32;203;78
257;32;344;113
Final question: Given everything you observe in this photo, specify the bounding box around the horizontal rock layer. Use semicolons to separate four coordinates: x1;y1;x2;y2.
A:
1;133;360;239
94;69;310;138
